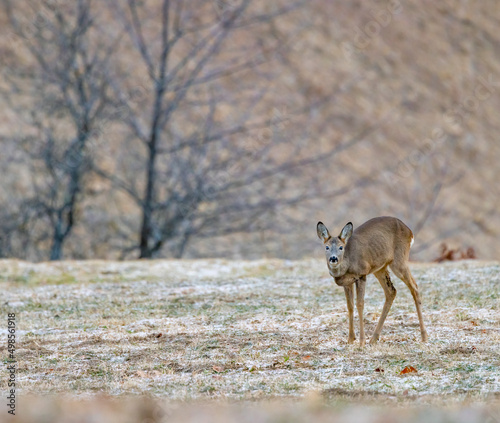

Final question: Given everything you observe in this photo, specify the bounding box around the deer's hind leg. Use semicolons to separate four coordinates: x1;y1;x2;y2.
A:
390;262;428;342
370;267;397;344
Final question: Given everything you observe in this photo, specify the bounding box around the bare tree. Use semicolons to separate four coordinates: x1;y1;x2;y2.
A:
2;0;116;260
96;0;341;258
98;0;284;258
0;0;377;261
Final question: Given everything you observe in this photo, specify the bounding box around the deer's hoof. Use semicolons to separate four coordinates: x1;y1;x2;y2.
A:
359;339;366;347
369;336;379;345
347;337;356;344
421;332;428;342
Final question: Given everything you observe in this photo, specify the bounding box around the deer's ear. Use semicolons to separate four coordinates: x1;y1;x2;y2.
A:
316;222;330;242
339;222;353;243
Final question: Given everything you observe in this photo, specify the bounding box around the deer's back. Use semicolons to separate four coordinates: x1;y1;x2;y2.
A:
346;216;413;275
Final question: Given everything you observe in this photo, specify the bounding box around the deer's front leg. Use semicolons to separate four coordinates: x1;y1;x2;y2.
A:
356;276;366;346
344;284;355;344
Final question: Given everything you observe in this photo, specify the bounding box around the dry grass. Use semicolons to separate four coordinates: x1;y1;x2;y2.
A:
0;258;499;420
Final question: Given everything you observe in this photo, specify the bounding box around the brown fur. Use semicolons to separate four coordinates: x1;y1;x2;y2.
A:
317;216;428;346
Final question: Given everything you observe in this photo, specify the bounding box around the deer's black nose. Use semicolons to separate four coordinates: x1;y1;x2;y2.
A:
329;256;338;263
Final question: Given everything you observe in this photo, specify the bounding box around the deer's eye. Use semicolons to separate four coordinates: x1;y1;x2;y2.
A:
339;246;343;250
325;246;329;250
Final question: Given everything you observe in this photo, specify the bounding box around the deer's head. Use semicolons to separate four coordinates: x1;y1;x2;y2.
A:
316;221;353;270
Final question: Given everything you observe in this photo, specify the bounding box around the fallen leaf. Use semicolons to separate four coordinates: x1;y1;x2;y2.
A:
375;367;384;373
403;389;409;396
136;370;147;377
471;321;478;326
302;355;311;361
212;365;224;373
400;365;418;375
155;333;163;338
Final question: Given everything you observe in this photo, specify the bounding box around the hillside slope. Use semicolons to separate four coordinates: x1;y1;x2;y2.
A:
0;0;499;260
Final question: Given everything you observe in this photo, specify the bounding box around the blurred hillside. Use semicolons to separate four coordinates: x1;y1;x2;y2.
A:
0;0;499;261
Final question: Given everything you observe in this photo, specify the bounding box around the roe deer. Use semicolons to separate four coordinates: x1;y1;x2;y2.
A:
316;216;428;346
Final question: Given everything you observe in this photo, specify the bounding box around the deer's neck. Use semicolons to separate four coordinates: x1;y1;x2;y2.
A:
329;259;350;279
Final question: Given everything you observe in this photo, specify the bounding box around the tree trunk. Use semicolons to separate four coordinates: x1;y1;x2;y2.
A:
50;231;64;260
138;130;159;259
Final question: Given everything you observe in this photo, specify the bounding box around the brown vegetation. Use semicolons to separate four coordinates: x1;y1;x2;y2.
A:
0;396;498;423
434;243;477;262
1;0;500;261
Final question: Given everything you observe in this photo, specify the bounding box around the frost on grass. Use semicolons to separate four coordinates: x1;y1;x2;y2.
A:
0;259;499;404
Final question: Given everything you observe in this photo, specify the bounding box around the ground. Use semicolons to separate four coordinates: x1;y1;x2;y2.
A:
0;258;499;421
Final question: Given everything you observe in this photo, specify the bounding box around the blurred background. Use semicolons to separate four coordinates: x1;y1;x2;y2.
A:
0;0;499;262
